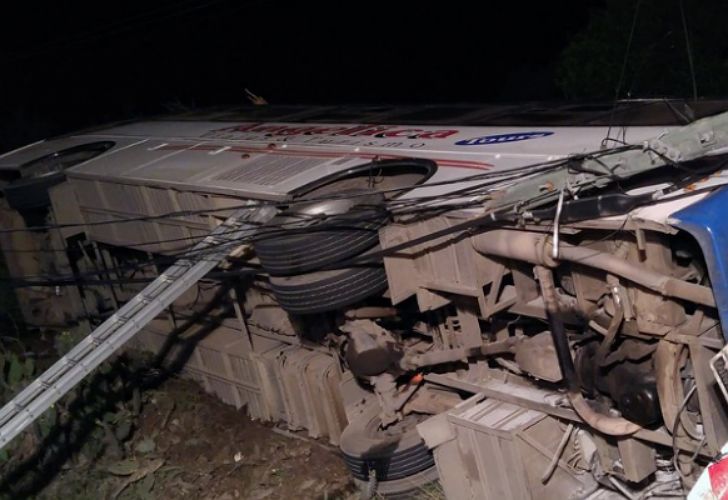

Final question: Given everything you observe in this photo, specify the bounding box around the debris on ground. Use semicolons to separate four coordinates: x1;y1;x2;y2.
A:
0;330;443;500
3;372;355;500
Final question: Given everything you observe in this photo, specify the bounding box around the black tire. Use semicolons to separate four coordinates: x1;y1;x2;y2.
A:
340;403;438;497
268;263;387;315
254;205;388;277
4;173;65;211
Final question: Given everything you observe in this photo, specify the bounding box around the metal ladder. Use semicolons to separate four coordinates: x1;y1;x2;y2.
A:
0;204;276;449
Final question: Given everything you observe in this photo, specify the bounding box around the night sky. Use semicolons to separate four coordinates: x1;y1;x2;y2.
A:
3;1;601;151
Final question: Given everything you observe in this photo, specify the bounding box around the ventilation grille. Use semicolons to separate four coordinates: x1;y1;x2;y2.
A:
212;154;325;186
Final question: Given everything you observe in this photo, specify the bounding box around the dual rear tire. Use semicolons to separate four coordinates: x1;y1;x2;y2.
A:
253;193;388;315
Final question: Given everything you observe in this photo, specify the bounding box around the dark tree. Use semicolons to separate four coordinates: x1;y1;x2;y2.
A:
556;0;728;99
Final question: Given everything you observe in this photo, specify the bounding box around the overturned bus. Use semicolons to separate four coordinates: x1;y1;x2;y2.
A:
3;101;728;498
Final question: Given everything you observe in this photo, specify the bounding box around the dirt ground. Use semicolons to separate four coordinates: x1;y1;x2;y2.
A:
36;377;355;500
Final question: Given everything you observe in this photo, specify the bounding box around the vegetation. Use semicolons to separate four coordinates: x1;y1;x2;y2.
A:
556;0;728;99
0;342;355;499
0;327;150;498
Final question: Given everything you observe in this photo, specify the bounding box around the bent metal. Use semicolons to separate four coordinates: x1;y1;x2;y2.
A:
6;104;728;499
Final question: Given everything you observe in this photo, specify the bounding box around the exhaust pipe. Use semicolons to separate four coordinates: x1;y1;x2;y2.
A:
472;230;715;308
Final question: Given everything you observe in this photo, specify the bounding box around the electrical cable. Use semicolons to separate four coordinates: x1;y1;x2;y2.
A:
1;197;500;286
604;0;644;147
6;268;262;289
0;138;675;239
678;0;699;101
0;189;715;295
3;171;724;289
2;141;726;286
5;175;717;287
0;190;490;275
0;155;567;235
